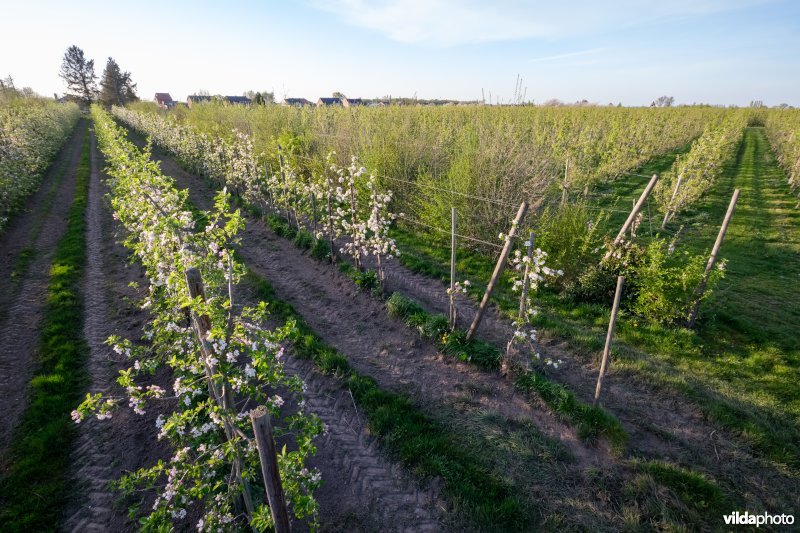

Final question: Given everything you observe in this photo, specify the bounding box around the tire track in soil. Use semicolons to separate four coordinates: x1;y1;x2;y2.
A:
63;130;173;532
109;132;447;531
258;325;445;532
0;123;86;457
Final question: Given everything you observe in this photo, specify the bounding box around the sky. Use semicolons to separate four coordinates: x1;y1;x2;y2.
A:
1;0;798;106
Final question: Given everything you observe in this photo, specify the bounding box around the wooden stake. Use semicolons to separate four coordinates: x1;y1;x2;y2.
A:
466;201;528;341
594;275;624;406
449;207;457;329
561;159;569;206
250;406;291;533
661;175;683;230
687;189;740;328
185;268;256;520
611;174;659;249
311;192;318;235
277;148;292;228
326;171;336;264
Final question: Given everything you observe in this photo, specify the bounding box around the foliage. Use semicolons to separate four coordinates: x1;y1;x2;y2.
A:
0;94;81;230
569;238;725;326
131;102;726;244
98;57;137;107
533;201;609;287
655;111;747;223
59;45;97;105
81;107;322;531
763;108;800;205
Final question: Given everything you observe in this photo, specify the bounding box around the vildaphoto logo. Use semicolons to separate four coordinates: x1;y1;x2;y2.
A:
723;511;795;527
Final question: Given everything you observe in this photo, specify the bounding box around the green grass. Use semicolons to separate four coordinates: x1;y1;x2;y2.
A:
385;292;627;451
0;126;90;532
243;270;535;531
392;128;800;471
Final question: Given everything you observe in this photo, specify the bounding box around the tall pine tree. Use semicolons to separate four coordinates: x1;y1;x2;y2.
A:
59;45;97;106
99;57;138;107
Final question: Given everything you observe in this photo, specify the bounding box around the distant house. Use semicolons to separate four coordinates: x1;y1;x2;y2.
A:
187;95;212;108
155;92;175;109
283;97;313;107
317;97;342;107
187;95;251;107
224;96;251;105
316;96;365;107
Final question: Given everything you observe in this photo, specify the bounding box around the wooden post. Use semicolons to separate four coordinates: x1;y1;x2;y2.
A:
611;174;659;248
466;201;528;341
561;159;569;206
185;268;256;520
449;207;457;329
326;172;336;264
661;175;683;230
311;192;318;235
277;147;293;229
594;275;624;406
250;406;291;533
687;189;740;328
349;177;361;270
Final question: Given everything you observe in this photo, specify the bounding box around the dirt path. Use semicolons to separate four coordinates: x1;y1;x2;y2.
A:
0;122;86;456
63;129;173;532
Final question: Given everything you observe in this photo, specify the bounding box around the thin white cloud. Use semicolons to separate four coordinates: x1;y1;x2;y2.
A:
528;48;606;64
309;0;773;46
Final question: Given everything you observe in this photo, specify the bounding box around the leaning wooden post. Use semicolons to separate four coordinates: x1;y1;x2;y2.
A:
594;275;624;406
687;189;740;328
466;201;528;341
185;268;256;520
661;175;683;229
611;174;659;249
561;158;570;206
250;406;291;533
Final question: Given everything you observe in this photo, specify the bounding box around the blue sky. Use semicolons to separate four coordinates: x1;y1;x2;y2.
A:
1;0;798;105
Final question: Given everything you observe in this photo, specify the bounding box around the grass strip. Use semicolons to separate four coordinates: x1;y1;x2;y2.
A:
243;269;534;531
0;127;90;531
385;292;627;452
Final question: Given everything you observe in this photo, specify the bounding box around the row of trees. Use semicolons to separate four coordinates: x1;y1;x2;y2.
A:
59;45;138;107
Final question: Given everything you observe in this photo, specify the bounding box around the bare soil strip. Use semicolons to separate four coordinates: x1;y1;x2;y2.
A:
63;129;172;532
0;122;85;456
